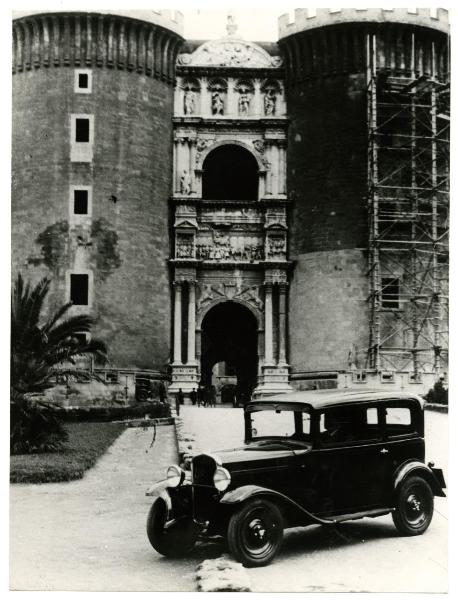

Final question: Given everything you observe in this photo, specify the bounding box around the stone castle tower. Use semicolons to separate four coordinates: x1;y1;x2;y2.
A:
12;9;449;399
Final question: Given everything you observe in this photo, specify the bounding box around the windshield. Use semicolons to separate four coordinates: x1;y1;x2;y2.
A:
247;405;312;442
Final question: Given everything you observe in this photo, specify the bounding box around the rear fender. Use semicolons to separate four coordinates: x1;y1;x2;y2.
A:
394;461;446;498
221;485;333;526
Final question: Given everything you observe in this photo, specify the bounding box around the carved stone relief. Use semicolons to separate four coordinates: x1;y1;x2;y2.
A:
265;207;287;228
179;170;191;195
253;140;265;154
197;281;264;311
199;207;261;224
178;40;283;69
184;89;197;115
196;138;213;162
263;88;277;116
266;234;286;260
176;232;195;259
196;229;264;262
264;269;288;284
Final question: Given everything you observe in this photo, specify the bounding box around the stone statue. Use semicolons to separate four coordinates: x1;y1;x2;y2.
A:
180;170;191;195
238;92;250;115
211;90;224;115
264;89;277;116
183;89;196;115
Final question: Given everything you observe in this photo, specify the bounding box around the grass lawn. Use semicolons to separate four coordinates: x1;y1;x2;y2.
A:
10;421;126;484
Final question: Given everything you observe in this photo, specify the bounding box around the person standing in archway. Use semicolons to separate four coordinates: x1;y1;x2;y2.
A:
175;388;184;415
210;385;217;407
197;385;204;407
190;387;197;406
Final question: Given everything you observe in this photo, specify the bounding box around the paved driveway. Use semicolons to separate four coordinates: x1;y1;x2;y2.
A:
10;425;220;592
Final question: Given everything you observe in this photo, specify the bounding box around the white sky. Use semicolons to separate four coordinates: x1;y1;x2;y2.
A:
182;9;282;41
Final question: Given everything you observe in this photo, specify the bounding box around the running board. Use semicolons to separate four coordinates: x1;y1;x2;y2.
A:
328;508;394;524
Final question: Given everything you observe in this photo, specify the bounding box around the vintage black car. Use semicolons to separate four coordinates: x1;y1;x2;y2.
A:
146;390;446;567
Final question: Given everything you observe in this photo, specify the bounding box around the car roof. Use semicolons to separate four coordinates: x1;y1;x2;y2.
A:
247;389;424;411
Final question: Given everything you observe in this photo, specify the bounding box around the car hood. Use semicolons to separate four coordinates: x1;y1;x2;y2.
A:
210;441;311;470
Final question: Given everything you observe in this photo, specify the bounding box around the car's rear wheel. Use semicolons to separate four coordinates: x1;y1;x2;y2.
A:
146;498;200;557
392;475;434;536
227;498;283;568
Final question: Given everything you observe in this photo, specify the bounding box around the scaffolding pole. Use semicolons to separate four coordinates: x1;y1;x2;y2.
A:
365;32;449;380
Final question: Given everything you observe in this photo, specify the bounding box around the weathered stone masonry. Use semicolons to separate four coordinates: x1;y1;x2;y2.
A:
12;12;183;374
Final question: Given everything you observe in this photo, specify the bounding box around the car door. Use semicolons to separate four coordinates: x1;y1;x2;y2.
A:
375;401;425;506
295;405;388;515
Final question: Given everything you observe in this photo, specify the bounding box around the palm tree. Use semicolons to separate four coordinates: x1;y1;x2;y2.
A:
11;273;107;453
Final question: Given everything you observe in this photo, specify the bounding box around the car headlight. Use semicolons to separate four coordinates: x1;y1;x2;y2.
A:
213;467;231;492
166;465;185;487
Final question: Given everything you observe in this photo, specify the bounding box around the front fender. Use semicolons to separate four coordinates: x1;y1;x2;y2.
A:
145;479;173;512
221;485;334;526
394;461;446;498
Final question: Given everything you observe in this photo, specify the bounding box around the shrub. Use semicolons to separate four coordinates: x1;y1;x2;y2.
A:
424;379;448;405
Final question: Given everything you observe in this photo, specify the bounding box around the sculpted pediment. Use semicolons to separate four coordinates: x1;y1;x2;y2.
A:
178;39;283;69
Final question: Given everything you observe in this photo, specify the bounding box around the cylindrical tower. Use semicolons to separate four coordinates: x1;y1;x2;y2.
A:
279;8;449;386
12;11;183;374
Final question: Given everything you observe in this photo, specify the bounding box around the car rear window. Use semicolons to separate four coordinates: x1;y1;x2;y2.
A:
385;406;416;436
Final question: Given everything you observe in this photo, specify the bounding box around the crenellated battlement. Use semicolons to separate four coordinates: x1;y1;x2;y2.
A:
12;11;184;81
278;8;449;39
14;9;184;36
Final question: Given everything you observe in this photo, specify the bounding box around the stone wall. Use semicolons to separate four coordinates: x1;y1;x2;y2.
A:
288;249;369;374
12;13;182;371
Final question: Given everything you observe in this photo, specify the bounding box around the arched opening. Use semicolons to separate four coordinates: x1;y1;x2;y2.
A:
202;144;259;201
201;301;258;403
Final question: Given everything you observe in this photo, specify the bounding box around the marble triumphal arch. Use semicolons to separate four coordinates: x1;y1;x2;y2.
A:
169;29;292;398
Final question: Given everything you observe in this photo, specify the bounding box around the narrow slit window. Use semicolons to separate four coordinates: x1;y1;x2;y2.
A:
75;118;90;143
74;189;88;214
70;274;89;305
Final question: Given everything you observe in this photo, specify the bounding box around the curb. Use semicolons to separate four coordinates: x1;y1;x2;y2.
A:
196;555;251;592
122;417;174;427
425;403;448;414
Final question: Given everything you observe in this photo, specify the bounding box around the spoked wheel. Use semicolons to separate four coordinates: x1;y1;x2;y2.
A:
227;499;283;567
146;498;201;557
392;476;434;536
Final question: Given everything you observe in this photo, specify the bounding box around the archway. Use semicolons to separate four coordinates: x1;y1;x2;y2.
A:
201;301;258;402
202;144;259;201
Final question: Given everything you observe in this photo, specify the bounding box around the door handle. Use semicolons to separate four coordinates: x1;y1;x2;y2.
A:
380;448;389;454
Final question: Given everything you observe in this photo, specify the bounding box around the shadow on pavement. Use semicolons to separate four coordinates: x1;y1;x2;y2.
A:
280;520;398;558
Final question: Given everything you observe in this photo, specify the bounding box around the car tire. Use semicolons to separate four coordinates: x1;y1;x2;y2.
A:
227;498;284;568
146;498;200;557
392;475;434;536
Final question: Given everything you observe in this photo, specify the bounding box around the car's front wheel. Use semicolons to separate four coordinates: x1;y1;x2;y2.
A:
392;475;434;536
227;498;284;568
146;498;200;557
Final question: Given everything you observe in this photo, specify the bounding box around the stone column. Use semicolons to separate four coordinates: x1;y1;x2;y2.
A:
187;281;196;364
173;139;179;193
253;79;262;117
264;282;274;364
227;78;236;117
278;283;287;364
199;77;208;116
265;143;273;195
271;144;279;196
278;142;286;195
173;282;182;364
189;139;197;194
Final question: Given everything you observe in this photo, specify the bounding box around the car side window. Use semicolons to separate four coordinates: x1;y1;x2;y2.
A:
319;406;381;446
385;406;415;437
